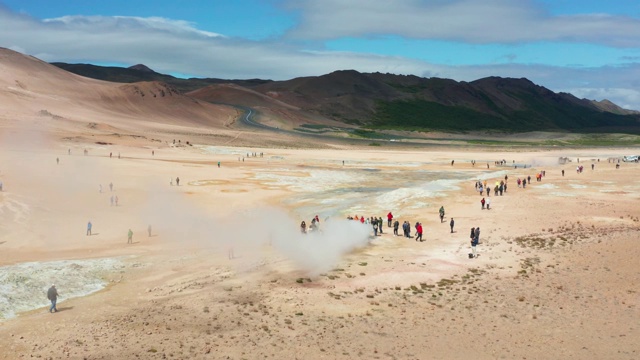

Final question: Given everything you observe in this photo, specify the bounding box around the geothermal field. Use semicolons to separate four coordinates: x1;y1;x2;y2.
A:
0;48;639;359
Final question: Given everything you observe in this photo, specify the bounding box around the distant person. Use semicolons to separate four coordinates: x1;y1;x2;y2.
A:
99;184;102;193
148;225;152;237
486;197;491;210
470;233;478;258
87;221;92;236
218;162;221;168
562;169;565;176
152;150;155;156
56;157;59;165
110;152;112;158
481;197;485;209
393;220;399;236
451;160;454;166
47;284;59;313
439;206;445;223
0;180;3;191
127;229;133;244
591;164;595;170
176;177;180;186
415;222;423;242
378;217;383;233
68;149;71;155
109;182;113;192
450;218;455;233
300;221;307;234
387;212;393;227
475;227;481;244
110;195;114;206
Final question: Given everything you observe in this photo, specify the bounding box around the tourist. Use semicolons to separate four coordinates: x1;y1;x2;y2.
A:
387;212;393;227
450;218;455;233
393;220;400;235
47;284;59;313
415;222;423;242
87;221;92;236
127;229;133;244
486;197;491;210
439;206;445;223
481;197;486;209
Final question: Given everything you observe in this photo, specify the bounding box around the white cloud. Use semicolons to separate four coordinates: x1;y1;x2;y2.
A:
0;7;639;110
285;0;640;47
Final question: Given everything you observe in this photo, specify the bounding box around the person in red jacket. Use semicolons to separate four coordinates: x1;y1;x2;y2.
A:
415;222;423;242
387;212;393;227
360;216;365;224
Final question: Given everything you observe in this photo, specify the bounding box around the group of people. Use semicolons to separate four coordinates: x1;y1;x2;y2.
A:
300;215;321;234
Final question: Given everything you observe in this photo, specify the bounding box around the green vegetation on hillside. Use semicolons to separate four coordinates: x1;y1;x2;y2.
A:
372;99;512;131
372;98;640;133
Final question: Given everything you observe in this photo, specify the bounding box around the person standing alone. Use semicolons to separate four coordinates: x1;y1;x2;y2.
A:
87;221;92;236
47;284;59;313
450;218;455;233
127;229;133;244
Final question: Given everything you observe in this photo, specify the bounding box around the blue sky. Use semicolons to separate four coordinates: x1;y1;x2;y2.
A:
1;0;640;109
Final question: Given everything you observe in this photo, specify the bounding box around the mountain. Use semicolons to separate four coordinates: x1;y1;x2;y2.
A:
51;61;640;133
0;48;234;131
52;62;271;94
591;99;640;115
128;64;155;73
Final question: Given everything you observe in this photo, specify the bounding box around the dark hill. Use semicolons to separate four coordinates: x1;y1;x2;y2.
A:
51;62;271;93
128;64;156;73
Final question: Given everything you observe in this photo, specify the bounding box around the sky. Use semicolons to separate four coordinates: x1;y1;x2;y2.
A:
1;0;640;109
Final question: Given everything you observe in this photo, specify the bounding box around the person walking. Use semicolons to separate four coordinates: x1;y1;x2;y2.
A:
450;218;455;233
469;228;478;258
86;221;92;236
373;219;378;236
486;197;491;210
47;284;59;313
415;222;423;242
127;229;133;244
393;220;399;236
481;197;486;209
439;206;445;223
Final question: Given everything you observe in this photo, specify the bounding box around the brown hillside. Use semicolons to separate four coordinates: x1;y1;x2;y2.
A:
0;48;234;131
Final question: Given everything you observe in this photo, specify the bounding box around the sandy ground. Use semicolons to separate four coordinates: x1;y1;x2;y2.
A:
0;48;639;359
0;133;639;359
